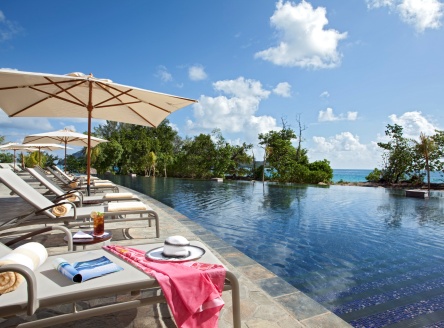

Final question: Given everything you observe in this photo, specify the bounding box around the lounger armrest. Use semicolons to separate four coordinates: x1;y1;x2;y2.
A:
0;264;39;315
4;226;73;252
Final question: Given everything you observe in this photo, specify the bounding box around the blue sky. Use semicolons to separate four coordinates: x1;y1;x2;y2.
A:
0;0;443;169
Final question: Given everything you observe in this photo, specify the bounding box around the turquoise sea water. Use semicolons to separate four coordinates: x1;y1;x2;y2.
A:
104;174;444;327
333;169;444;183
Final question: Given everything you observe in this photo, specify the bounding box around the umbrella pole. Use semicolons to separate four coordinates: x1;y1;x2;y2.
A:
86;82;93;196
64;141;67;173
13;149;16;171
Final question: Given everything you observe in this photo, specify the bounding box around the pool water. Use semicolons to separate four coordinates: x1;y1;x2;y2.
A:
104;175;444;328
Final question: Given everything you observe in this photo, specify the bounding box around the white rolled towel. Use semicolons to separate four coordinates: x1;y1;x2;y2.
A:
67;191;82;202
52;202;72;217
103;193;134;200
0;242;48;294
108;201;148;212
93;182;116;188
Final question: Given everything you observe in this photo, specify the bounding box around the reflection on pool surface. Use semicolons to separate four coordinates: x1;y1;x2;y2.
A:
104;175;444;328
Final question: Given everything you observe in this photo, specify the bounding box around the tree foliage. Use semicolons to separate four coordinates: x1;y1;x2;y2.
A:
377;124;413;183
375;124;444;185
84;117;330;184
258;123;331;183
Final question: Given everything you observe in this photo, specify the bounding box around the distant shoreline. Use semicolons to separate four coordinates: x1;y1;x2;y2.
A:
333;181;444;191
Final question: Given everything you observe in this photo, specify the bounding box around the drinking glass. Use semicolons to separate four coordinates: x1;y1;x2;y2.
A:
93;215;105;236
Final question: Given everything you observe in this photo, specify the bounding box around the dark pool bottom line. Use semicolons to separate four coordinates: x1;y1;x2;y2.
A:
346;293;444;327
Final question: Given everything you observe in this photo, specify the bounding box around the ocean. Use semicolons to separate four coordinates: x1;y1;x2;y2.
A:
332;169;444;183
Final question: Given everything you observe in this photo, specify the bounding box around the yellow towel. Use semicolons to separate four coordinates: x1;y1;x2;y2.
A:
69;181;78;188
108;201;147;212
51;203;72;217
103;192;134;200
0;242;47;294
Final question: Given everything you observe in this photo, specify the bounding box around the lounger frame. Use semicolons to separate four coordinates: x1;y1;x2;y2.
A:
0;241;241;328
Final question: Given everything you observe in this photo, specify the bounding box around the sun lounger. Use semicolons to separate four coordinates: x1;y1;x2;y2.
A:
51;165;109;184
0;240;241;327
25;167;140;206
39;166;119;194
0;169;159;237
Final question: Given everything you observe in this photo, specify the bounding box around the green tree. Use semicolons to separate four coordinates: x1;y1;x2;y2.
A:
92;140;123;174
66;154;85;173
259;126;297;182
25;151;40;168
412;132;437;195
377;124;413;183
308;159;333;183
0;152;14;163
366;168;383;182
44;154;60;168
144;151;157;176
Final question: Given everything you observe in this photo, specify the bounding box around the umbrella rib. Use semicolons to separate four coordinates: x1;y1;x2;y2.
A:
94;81;174;114
0;78;82;91
9;81;87;117
46;77;88;107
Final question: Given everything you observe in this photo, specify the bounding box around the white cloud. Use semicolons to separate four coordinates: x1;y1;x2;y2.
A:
155;65;173;83
255;0;347;69
367;0;443;32
188;65;207;81
273;82;292;97
0;110;53;131
63;125;77;132
0;11;22;42
213;77;271;99
310;132;380;168
388;111;438;138
347;112;358;121
186;77;279;156
167;122;179;132
320;91;330;98
367;0;396;8
398;0;443;31
318;107;358;122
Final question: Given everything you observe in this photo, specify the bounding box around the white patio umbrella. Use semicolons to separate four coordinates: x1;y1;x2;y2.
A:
0;69;197;195
0;143;38;170
23;129;106;172
21;143;71;167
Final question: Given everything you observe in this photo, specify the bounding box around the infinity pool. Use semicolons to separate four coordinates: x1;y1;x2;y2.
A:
104;175;444;327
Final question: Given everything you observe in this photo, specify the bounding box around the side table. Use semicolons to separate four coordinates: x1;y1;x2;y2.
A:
65;231;113;251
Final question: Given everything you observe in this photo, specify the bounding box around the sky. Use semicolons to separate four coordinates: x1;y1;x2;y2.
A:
0;0;443;169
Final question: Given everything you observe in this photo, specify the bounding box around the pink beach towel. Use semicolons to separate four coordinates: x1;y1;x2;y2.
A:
104;245;226;328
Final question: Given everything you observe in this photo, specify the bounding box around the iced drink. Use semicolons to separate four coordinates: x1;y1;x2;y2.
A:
92;212;104;236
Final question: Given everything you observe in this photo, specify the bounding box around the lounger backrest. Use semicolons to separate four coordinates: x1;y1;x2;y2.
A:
26;168;64;196
52;166;72;180
47;167;70;184
0;169;56;218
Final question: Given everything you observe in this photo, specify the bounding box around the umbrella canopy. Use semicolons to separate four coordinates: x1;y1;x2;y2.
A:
0;142;38;170
0;69;197;195
21;143;70;167
23;129;106;172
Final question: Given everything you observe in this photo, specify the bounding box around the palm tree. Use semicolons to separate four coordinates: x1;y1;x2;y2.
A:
415;132;436;196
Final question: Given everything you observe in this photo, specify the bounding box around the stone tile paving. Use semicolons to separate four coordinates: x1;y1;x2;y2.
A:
0;179;351;327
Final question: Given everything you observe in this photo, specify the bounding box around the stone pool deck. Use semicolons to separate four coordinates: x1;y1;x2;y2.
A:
0;177;351;328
